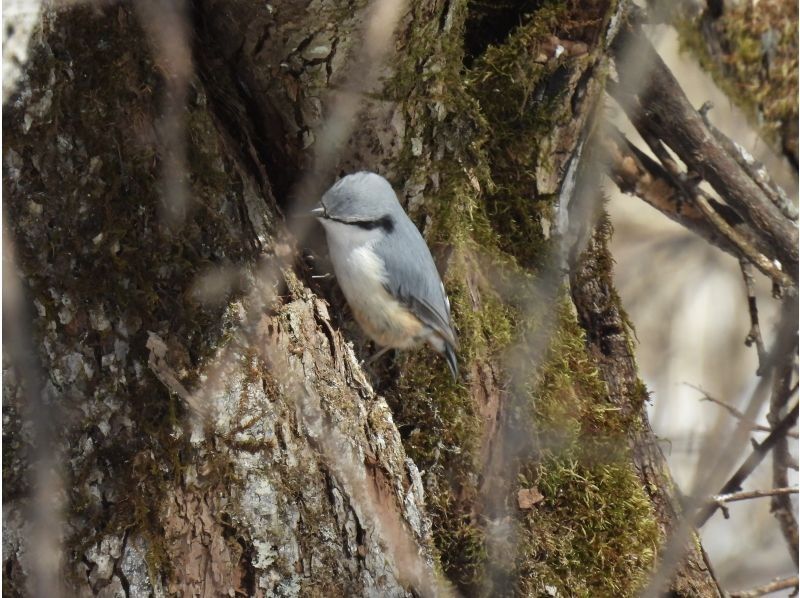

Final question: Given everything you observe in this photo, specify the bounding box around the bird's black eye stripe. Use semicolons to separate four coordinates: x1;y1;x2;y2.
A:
325;214;395;233
352;215;394;233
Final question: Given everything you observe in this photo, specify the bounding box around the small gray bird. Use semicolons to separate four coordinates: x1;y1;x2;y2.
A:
312;172;459;379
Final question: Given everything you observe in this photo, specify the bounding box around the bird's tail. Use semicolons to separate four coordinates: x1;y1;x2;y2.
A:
443;342;458;381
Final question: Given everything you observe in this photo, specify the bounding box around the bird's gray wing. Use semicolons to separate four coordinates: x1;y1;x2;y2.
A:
374;217;457;348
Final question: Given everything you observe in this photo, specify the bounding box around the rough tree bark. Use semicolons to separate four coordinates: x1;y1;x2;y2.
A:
3;1;722;596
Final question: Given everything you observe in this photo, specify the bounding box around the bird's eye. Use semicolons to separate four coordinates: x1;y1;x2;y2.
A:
352;215;394;232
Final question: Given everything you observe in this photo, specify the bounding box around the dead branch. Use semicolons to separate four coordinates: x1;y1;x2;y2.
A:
604;126;745;255
699;103;798;223
610;22;798;287
691;191;793;289
602;122;793;289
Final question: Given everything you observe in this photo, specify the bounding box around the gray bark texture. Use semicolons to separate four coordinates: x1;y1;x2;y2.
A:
3;1;721;596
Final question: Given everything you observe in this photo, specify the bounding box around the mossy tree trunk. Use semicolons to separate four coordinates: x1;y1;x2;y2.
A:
4;1;721;596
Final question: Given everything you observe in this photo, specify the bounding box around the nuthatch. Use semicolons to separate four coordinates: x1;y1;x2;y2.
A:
312;172;459;379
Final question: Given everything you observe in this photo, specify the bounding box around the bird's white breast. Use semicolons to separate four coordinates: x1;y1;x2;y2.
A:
320;219;423;348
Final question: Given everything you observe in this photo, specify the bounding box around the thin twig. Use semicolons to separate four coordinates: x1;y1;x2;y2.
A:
739;259;770;373
697;396;800;528
714;486;798;504
729;576;799;598
693;191;794;289
710;484;798;522
688;383;799;439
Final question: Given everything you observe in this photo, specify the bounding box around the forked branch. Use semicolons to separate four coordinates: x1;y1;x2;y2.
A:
608;17;798;291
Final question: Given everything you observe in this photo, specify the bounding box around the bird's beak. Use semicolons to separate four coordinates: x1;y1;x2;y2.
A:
309;204;325;218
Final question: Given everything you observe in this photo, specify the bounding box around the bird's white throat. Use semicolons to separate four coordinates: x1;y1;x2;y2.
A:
320;218;388;298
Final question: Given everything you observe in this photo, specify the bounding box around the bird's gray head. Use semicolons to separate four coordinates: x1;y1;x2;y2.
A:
312;172;401;232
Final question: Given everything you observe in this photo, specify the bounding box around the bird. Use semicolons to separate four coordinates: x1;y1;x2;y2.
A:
311;171;459;379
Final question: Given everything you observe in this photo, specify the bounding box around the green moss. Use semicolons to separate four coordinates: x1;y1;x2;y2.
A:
513;300;659;596
392;287;660;594
517;458;658;596
379;0;659;593
468;7;565;266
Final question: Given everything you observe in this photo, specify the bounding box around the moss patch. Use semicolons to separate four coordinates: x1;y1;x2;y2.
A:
674;0;798;159
467;2;570;269
514;300;659;596
381;0;658;593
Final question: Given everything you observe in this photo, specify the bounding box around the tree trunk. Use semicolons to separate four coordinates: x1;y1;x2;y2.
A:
3;1;721;596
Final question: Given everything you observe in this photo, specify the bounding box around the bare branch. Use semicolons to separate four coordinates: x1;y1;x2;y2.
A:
739;260;770;373
610;23;799;284
768;331;799;565
713;487;798;504
692;189;793;289
602;123;793;288
697;397;800;528
729;576;799;598
604;125;739;253
699;103;798;223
